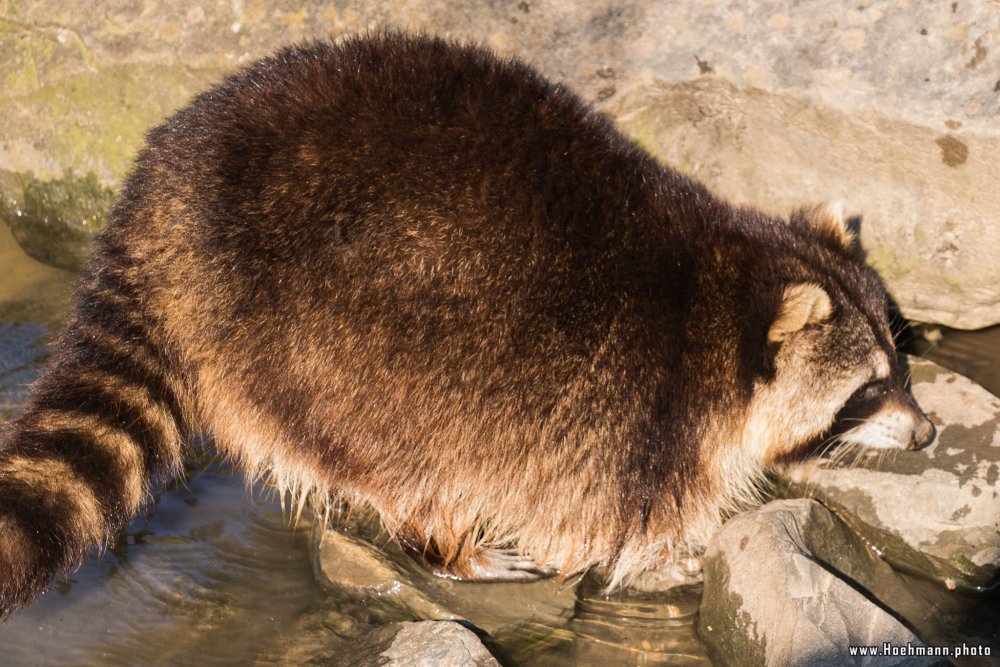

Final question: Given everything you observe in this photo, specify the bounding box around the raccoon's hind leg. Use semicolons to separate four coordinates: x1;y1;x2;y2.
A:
0;265;188;616
396;532;557;583
449;548;558;582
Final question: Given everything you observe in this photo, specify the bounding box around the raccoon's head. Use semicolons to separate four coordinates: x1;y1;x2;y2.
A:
743;203;934;464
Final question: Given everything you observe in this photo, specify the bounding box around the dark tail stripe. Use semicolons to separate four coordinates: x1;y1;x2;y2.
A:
70;305;149;352
0;362;181;615
9;425;137;526
30;378;178;491
65;265;187;423
64;323;187;429
80;267;156;338
0;466;96;608
0;262;190;615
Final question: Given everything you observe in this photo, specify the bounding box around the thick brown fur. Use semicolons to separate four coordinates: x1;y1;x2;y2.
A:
0;32;932;613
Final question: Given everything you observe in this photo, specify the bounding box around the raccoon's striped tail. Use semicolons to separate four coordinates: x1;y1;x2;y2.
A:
0;265;188;616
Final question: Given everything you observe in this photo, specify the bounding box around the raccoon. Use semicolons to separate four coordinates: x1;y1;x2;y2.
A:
0;32;933;614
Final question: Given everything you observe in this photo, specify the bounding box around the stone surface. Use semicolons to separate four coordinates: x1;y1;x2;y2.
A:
323;621;501;667
780;357;1000;590
699;499;936;667
0;170;112;270
2;0;999;326
376;621;500;667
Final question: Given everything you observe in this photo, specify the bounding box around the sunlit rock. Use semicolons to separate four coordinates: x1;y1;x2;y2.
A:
699;499;936;667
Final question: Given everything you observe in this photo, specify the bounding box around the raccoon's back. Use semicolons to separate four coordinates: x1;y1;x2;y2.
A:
123;33;711;467
136;32;685;283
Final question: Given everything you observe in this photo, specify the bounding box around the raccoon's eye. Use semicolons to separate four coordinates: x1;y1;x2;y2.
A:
854;380;886;403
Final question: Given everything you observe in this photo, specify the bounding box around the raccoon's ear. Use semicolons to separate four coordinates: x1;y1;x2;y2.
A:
768;283;833;343
793;201;855;250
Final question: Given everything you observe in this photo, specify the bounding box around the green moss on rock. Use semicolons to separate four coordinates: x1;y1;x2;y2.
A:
0;63;219;183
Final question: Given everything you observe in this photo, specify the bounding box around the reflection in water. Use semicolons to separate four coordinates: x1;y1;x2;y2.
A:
481;575;708;665
0;320;50;420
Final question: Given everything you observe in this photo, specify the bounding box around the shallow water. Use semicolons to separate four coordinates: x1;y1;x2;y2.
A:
906;324;1000;399
0;463;328;666
0;221;996;665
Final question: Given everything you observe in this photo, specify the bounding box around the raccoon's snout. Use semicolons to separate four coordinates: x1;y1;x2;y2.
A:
908;414;935;451
832;381;935;451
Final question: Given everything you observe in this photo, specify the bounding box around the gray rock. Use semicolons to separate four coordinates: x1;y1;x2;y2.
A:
328;621;500;667
779;357;1000;590
2;1;998;326
699;499;936;667
376;621;500;667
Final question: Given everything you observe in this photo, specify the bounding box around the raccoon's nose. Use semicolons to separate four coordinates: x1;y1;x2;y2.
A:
908;416;935;450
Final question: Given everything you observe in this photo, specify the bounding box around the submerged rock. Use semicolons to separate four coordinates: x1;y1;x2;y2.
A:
780;357;1000;591
699;499;937;667
311;520;404;593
